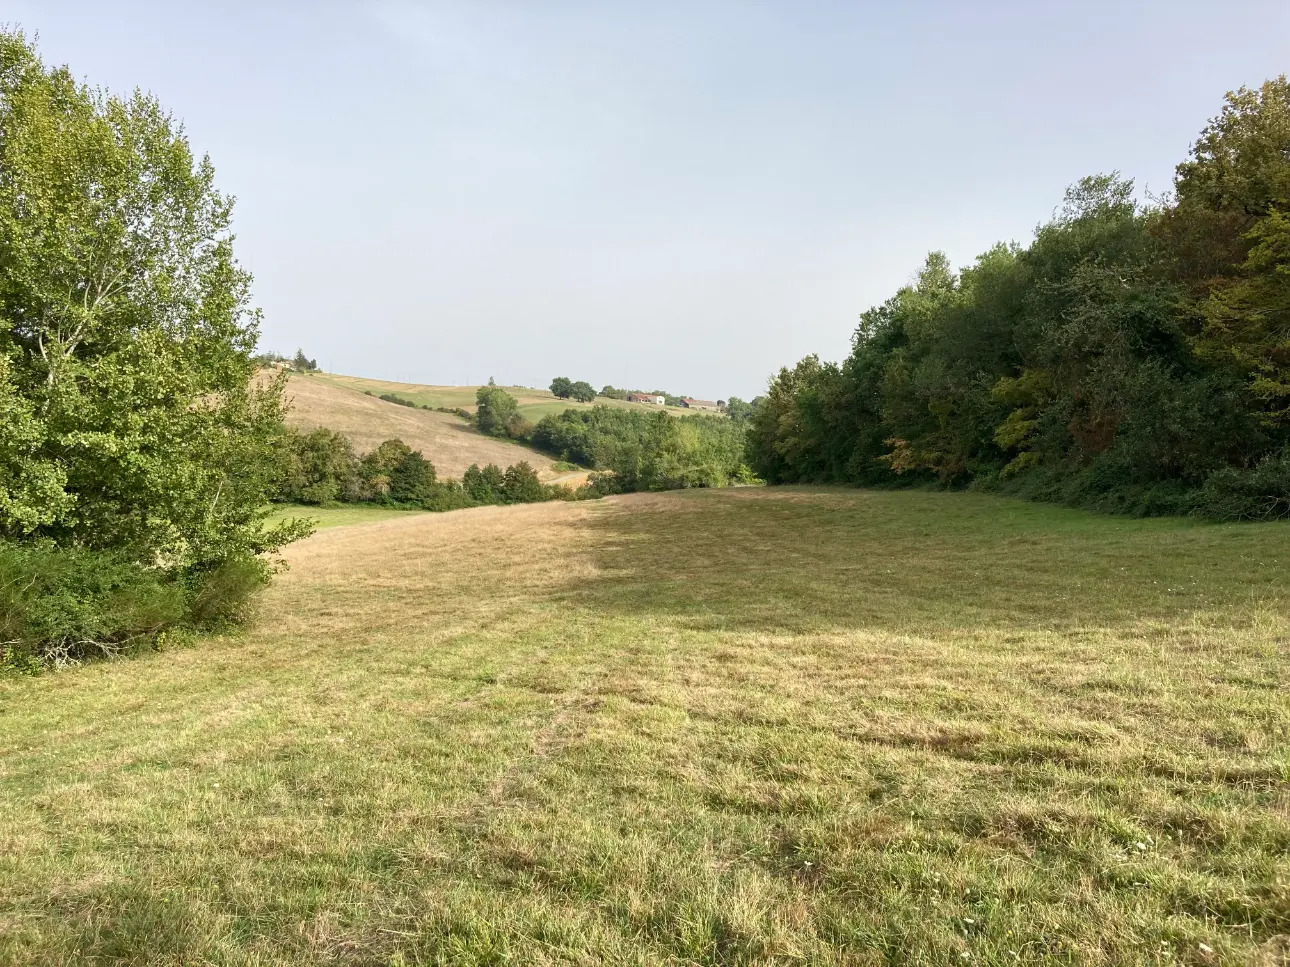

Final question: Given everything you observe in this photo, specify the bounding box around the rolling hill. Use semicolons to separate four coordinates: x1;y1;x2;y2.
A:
278;371;582;483
313;372;706;422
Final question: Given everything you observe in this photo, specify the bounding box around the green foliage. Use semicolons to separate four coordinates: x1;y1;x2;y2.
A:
475;385;519;436
550;377;596;403
1;543;185;668
502;462;544;502
533;405;751;491
291;349;318;372
279;428;360;505
723;396;758;425
748;78;1290;520
463;463;506;503
378;392;418;408
0;29;304;571
599;385;627;400
1196;447;1290;521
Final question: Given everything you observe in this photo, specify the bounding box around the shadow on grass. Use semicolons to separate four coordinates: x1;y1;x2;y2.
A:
554;487;1290;636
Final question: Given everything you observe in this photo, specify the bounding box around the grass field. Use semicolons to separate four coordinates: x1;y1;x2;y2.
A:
314;372;704;422
2;489;1288;965
264;503;425;530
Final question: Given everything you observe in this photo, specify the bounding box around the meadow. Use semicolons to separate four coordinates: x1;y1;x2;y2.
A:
314;373;701;422
277;372;582;483
1;489;1287;966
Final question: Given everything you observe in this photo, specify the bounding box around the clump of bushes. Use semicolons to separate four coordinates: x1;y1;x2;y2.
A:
275;428;589;512
0;545;269;671
378;392;419;408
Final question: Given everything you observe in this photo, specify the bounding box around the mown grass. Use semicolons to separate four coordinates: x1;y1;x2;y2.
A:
264;503;425;531
1;489;1287;965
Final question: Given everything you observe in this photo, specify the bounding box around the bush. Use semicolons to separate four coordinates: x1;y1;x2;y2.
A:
378;393;418;408
0;544;187;669
1197;449;1290;521
183;555;270;628
506;414;535;440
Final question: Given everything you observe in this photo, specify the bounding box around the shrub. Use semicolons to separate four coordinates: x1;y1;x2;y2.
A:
183;555;270;628
506;414;535;441
378;393;418;408
0;544;186;669
1197;448;1290;521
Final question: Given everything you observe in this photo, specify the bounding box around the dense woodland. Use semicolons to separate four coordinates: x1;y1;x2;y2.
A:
748;79;1290;520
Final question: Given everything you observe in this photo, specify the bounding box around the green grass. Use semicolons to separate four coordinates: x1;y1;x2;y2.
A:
1;488;1288;965
264;503;425;530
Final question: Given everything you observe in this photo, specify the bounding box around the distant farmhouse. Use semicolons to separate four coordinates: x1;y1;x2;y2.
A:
627;392;665;405
679;397;722;412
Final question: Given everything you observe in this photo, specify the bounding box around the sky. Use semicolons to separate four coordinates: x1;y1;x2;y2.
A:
10;2;1290;399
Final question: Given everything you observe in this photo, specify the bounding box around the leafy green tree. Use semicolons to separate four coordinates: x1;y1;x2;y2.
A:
292;349;318;372
359;439;413;497
724;397;757;425
279;428;360;505
502;462;544;503
475;386;518;436
463;463;505;503
0;29;305;567
388;450;437;503
550;376;573;399
1171;78;1290;427
569;380;596;403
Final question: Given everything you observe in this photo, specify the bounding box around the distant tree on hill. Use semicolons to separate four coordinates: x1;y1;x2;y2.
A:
550;376;574;398
600;385;627;400
475;385;518;436
569;380;596;403
292;349;318;372
724;396;758;425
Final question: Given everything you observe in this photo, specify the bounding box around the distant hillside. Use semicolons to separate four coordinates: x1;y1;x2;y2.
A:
279;372;584;484
314;373;706;421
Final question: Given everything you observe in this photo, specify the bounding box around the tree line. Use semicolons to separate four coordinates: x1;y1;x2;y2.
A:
277;428;580;511
748;78;1290;521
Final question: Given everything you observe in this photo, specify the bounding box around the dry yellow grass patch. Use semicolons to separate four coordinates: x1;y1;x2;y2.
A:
278;372;565;480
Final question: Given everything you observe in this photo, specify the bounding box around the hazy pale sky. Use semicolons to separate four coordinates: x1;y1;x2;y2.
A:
12;2;1290;398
